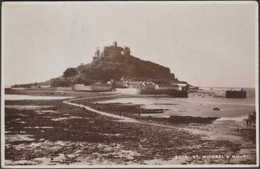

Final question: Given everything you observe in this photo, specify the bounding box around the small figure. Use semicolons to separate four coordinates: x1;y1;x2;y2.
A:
245;119;249;127
246;111;256;127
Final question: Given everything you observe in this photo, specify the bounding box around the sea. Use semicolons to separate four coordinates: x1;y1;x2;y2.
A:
4;88;256;122
97;87;256;122
4;94;74;100
4;87;257;143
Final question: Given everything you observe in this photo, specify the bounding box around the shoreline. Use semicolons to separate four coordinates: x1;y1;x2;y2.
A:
4;90;257;166
71;94;256;143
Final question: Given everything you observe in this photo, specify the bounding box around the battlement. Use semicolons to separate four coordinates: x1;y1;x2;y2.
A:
93;41;131;60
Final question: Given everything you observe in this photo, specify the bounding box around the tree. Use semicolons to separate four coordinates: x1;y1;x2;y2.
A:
63;68;77;78
51;78;72;87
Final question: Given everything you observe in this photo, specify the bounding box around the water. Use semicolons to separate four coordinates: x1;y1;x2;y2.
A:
97;88;256;121
5;94;74;100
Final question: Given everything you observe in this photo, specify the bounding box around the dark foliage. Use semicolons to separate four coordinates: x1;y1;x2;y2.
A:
63;68;78;78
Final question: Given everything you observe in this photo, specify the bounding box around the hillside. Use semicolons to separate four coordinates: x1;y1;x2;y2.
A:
10;42;186;88
50;42;185;87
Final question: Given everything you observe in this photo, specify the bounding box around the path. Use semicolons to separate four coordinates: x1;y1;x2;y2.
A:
63;95;256;143
63;94;138;123
63;95;179;130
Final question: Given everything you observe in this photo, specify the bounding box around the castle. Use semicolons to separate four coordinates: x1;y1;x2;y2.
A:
93;41;131;60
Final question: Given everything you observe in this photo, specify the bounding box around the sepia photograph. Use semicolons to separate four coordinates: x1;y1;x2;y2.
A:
1;1;259;168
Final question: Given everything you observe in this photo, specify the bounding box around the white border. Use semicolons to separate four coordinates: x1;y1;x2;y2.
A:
1;2;6;168
1;1;259;168
255;1;259;167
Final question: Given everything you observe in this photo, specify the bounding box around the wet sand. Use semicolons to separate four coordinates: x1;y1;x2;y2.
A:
4;90;257;166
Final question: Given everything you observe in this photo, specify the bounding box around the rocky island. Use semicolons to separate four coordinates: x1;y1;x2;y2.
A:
13;42;187;89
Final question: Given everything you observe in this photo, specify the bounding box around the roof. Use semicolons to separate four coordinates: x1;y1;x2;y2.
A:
90;83;111;87
171;83;188;87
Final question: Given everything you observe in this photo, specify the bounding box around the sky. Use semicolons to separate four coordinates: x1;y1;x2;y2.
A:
2;1;258;88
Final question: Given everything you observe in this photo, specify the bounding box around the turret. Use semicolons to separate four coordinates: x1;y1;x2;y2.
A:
103;46;108;56
96;47;100;57
113;41;117;47
124;47;131;56
93;47;101;60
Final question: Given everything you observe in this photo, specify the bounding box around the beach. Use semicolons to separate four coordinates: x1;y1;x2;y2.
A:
4;88;256;166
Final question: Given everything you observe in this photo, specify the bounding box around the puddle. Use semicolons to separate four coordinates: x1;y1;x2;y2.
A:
70;116;87;119
51;117;70;121
5;131;26;134
5;105;53;110
5;94;74;100
24;126;53;129
36;110;59;114
215;116;247;123
6;134;35;142
51;116;89;121
19;114;29;117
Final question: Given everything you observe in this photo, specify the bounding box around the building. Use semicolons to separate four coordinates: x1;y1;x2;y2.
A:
90;82;113;91
73;83;113;92
93;47;101;60
226;89;246;98
73;84;91;91
93;42;131;60
171;83;189;91
123;47;131;56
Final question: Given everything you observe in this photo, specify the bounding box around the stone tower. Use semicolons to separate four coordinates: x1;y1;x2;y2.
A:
113;41;117;47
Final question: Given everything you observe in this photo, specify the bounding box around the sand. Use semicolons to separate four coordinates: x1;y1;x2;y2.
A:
4;89;257;166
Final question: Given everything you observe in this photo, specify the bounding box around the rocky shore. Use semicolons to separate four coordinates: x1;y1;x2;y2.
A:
4;91;256;166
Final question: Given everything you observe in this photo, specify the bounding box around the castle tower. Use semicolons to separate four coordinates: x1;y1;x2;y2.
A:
124;47;131;56
103;46;108;56
96;47;100;57
113;41;117;47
